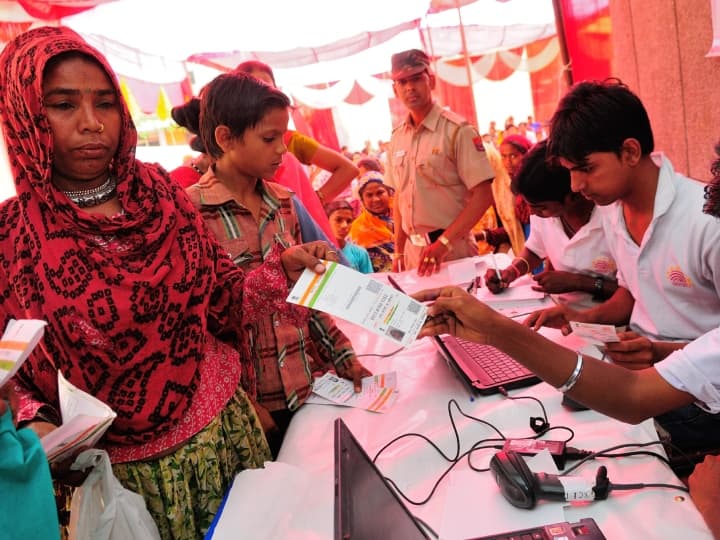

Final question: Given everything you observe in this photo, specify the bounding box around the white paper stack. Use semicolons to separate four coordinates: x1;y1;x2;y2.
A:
41;372;117;463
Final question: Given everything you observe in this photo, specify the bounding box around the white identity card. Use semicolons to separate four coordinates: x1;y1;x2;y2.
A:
0;319;47;386
309;371;398;413
287;261;427;347
569;321;620;345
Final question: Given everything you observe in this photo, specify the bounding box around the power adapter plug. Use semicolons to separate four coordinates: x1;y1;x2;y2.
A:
502;439;568;470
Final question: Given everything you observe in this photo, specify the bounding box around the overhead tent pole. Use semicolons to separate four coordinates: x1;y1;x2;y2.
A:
455;0;479;128
551;0;574;87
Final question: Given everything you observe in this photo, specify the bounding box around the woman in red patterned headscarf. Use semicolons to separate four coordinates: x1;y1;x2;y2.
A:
0;26;332;540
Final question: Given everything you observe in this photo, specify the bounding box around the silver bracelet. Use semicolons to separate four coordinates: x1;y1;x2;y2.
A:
557;353;584;393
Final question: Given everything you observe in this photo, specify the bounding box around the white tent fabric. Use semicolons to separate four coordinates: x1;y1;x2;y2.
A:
56;0;556;86
435;37;560;85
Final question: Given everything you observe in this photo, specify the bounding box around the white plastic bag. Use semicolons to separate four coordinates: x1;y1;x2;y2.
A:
68;449;161;540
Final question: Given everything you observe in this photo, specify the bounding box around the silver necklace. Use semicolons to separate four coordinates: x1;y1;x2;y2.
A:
62;176;117;208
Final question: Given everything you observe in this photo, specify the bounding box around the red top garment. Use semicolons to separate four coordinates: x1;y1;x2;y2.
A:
169;164;202;189
0;26;303;463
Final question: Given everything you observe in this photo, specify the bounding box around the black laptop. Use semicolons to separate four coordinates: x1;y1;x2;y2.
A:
433;334;540;395
334;418;431;540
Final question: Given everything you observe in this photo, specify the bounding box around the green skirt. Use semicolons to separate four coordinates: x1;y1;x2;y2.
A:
112;387;271;540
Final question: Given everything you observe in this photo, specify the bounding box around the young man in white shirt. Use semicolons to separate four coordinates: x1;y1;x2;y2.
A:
483;80;720;453
525;81;720;366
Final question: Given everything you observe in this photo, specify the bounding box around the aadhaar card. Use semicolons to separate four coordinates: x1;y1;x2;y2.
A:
0;319;47;386
569;321;620;344
287;261;427;347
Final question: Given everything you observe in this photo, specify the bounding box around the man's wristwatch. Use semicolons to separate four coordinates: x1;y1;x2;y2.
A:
438;234;453;252
593;276;604;299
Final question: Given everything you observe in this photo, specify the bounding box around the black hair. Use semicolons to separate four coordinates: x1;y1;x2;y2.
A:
511;139;571;204
546;79;654;165
171;97;201;134
199;71;290;159
357;157;382;172
324;199;353;216
234;60;276;86
703;141;720;218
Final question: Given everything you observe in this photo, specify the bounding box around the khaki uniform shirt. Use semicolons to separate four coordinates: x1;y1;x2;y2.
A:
385;103;494;237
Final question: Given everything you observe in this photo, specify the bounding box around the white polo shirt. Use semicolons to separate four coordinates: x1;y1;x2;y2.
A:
602;155;720;340
655;327;720;412
525;207;617;278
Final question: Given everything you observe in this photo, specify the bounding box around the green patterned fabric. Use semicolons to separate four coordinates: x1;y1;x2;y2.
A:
112;387;271;540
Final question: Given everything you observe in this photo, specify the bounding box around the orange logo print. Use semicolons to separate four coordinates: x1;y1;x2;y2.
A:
666;266;692;288
592;256;617;275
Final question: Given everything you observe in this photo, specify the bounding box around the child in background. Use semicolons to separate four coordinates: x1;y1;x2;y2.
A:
325;200;374;274
187;72;369;456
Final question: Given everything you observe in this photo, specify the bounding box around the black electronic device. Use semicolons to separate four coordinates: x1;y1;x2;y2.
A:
562;393;590;411
502;438;568;469
467;518;607;540
433;335;541;395
334;418;430;540
489;450;609;509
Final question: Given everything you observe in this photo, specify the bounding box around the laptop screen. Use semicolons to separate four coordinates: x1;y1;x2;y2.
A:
334;418;430;540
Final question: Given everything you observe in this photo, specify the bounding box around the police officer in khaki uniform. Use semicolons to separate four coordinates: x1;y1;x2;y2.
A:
385;49;495;276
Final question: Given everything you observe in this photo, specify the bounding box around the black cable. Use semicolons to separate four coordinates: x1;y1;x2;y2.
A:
356;346;404;358
609;482;688;493
413;515;439;539
592;449;673;469
498;386;549;426
562;441;676;475
383;444;501;506
371;399;508;465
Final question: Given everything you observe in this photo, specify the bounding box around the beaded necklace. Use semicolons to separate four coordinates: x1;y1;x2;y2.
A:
62;176;117;208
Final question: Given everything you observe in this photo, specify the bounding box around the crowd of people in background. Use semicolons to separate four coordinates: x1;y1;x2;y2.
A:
1;24;720;540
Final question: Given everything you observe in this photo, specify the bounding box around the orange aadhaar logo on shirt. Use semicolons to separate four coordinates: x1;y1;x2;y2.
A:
666;266;692;288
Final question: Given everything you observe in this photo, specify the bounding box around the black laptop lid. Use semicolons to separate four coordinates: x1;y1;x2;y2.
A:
334;418;430;540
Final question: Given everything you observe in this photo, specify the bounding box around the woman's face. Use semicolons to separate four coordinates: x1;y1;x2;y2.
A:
42;55;121;188
361;182;390;215
500;142;525;176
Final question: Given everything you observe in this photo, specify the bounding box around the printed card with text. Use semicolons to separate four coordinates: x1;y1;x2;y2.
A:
569;321;620;345
0;319;47;386
287;261;427;347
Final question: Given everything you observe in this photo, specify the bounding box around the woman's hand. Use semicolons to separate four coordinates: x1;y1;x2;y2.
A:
603;331;657;370
280;241;339;282
0;385;17;421
50;448;92;487
25;420;57;439
413;286;500;344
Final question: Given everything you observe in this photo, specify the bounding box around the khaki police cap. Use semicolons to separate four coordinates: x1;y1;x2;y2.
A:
390;49;430;81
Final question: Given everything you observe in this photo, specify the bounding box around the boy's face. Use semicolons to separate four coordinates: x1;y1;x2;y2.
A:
559;152;632;206
224;106;288;180
525;197;564;219
329;209;354;241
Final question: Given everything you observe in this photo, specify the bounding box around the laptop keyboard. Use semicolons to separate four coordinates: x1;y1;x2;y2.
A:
456;338;533;383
